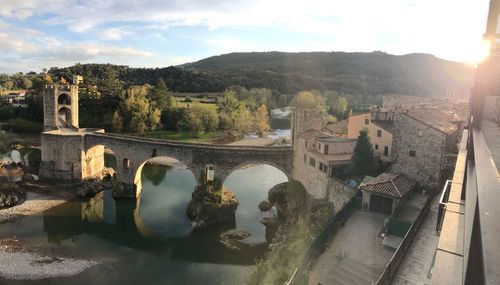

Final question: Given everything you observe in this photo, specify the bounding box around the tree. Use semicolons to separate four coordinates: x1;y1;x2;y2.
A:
111;111;123;132
218;90;239;113
255;104;270;136
23;79;33;89
231;104;254;133
151;78;175;111
350;128;374;176
332;96;348;118
290;91;327;113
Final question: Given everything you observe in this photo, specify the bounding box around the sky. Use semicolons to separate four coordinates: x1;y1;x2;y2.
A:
0;0;493;73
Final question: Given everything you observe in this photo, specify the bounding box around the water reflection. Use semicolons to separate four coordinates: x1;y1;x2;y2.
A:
0;163;289;285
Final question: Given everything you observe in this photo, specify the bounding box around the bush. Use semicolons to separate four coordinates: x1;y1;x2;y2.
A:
0;105;15;121
2;118;42;134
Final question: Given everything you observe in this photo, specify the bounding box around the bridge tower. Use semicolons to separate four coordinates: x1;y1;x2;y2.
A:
290;108;322;146
39;75;105;181
43;78;79;131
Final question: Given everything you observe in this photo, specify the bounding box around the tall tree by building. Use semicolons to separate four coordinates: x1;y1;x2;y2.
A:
350;128;374;176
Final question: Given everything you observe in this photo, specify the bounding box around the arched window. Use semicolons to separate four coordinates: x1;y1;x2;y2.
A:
58;93;71;105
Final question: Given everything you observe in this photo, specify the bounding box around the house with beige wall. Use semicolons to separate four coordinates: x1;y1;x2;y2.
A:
347;111;393;161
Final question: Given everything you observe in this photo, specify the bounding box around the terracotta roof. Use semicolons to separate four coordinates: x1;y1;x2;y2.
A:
324;120;348;133
405;108;458;135
297;129;324;139
359;173;415;198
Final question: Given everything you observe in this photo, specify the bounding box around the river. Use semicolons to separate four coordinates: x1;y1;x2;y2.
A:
0;162;288;284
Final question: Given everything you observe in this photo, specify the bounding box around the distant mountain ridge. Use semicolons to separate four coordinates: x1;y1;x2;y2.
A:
182;51;474;96
51;51;474;96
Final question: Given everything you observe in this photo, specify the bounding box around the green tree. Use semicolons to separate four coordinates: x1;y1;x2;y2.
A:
218;90;240;113
112;111;123;132
350;128;374;176
231;104;254;133
151;78;175;111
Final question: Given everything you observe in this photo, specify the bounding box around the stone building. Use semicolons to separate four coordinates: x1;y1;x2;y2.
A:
290;107;322;145
390;108;460;188
43;83;79;131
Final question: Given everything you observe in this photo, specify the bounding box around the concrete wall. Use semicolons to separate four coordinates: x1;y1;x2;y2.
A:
347;113;393;158
316;139;356;155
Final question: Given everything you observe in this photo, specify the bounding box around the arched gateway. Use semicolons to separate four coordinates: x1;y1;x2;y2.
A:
39;82;293;189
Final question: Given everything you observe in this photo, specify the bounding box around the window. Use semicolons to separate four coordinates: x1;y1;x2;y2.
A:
384;146;389;156
123;158;130;171
324;144;329;154
417;129;423;137
309;157;316;167
319;162;328;173
375;144;379;150
364;118;369;125
304;154;307;163
305;141;308;148
409;150;416;157
318;142;321;151
377;130;382;137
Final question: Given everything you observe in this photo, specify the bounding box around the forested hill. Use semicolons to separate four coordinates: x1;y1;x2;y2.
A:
183;52;474;96
50;51;474;96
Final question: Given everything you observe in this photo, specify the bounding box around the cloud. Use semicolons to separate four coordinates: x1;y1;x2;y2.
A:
0;0;492;71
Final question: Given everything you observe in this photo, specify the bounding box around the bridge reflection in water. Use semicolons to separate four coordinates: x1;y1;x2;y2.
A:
41;163;288;265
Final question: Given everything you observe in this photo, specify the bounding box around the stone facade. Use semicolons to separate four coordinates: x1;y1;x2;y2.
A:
390;113;457;188
290;108;322;145
43;84;79;131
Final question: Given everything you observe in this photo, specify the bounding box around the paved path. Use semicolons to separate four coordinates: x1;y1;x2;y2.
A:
391;198;440;285
309;210;394;285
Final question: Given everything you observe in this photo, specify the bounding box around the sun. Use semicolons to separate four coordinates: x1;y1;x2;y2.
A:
465;39;491;67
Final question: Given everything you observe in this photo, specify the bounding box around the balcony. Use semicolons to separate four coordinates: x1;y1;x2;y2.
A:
431;54;500;285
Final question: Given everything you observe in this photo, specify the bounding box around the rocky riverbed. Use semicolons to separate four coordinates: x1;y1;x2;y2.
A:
0;239;99;280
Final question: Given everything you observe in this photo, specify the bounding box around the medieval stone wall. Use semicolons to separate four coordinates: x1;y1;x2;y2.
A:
290;108;322;145
390;113;447;188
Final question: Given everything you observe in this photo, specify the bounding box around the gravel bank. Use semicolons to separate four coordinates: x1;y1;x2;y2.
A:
0;191;73;224
0;239;98;280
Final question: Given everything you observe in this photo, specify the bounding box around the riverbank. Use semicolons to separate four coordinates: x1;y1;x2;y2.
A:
0;185;74;224
0;184;102;281
0;238;99;280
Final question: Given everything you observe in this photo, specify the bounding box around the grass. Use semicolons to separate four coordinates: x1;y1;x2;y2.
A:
175;100;217;110
143;130;225;143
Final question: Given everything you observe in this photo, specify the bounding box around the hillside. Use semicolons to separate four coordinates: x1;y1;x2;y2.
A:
183;51;474;96
49;51;474;97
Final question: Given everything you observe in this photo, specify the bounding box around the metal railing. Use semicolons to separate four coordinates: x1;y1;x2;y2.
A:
374;190;436;285
436;179;452;232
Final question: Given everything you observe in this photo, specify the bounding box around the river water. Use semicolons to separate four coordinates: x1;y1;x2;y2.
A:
0;163;288;284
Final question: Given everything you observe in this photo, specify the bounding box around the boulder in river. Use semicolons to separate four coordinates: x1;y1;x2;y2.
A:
187;184;238;229
0;183;25;207
112;182;135;198
219;229;251;251
75;179;104;198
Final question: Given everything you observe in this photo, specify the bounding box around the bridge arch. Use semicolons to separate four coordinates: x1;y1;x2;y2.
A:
220;161;291;186
133;156;199;198
57;106;72;127
133;157;198;239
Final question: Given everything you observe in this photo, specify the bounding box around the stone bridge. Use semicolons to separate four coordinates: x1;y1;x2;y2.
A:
41;129;293;196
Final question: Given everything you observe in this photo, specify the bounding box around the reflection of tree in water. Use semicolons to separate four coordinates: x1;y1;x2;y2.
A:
143;163;171;186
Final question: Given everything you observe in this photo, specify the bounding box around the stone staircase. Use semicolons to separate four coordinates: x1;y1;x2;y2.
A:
317;258;380;285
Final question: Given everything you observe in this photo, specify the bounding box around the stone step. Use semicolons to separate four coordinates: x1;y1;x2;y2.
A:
336;260;378;284
340;258;380;278
326;266;371;285
319;269;356;285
